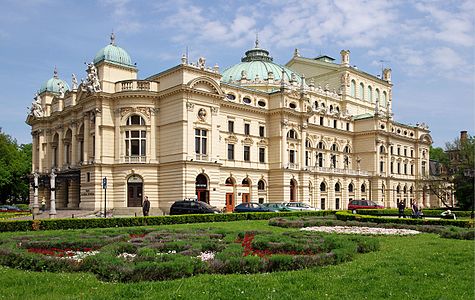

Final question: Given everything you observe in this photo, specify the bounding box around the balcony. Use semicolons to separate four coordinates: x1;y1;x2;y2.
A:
283;162;300;170
307;166;370;176
115;80;158;92
123;156;147;163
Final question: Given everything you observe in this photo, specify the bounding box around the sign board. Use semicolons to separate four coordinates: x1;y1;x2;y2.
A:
102;177;107;189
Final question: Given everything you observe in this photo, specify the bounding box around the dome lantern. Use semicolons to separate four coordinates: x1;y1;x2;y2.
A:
93;33;136;68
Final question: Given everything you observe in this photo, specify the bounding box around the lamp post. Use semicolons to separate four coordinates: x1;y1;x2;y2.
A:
50;169;57;218
32;172;39;215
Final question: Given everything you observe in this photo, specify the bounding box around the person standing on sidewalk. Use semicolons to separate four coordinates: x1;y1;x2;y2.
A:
142;196;150;217
397;200;406;218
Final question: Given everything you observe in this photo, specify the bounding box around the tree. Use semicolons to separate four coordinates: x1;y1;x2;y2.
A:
446;135;474;210
0;128;32;204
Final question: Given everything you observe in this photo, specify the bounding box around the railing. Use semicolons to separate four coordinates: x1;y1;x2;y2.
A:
123;156;147;163
307;166;370;176
283;162;300;170
115;80;157;92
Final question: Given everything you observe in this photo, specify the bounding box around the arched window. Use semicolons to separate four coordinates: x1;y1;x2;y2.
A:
381;91;387;107
403;185;407;194
258;180;265;191
329;105;334;113
287;129;298;139
336;106;340;113
314;101;318;110
358;82;364;99
361;184;366;193
125;115;147;160
330;154;337;168
242;178;250;187
380;145;385;154
331;143;338;151
344;145;351;153
335;182;341;192
317;153;324;167
225;177;235;185
410;186;413;194
64;129;72;165
367;86;372;102
318;141;325;150
320;182;326;192
306;139;312;148
375;89;380;103
348;183;354;193
350;80;356;97
396;185;401;194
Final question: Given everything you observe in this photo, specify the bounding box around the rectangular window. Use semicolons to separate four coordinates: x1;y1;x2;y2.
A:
227;144;234;160
335;198;340;210
380;161;384;172
404;148;407;156
319;117;324;126
289;150;295;163
244;123;250;135
391;146;394;155
397;162;401;174
346;122;350;131
87;172;91;182
259;126;265;137
397;148;400;155
305;151;310;166
411;150;414;157
228;120;234;133
390;162;394;173
333;120;337;129
259;148;265;163
404;164;407;174
320;198;325;210
195;129;207;155
244;146;250;161
411;164;414;175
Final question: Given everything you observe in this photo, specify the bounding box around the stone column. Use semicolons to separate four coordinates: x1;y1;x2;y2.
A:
57;130;64;169
71;124;77;166
38;133;44;172
49;169;57;218
83;113;89;164
94;109;102;163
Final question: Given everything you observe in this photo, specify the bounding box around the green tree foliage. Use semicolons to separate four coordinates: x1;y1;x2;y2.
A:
0;129;31;204
429;146;449;165
445;135;474;210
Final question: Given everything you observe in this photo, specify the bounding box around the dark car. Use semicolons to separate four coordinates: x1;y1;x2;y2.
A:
262;203;292;212
170;200;221;215
348;200;384;212
233;202;271;213
0;205;22;212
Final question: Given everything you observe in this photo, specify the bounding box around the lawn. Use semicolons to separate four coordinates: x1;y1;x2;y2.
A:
0;220;473;300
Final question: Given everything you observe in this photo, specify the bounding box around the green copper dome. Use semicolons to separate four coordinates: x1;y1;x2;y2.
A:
93;33;135;67
39;68;70;94
222;39;301;84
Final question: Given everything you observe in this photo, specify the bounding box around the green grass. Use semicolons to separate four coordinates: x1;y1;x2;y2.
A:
0;220;473;300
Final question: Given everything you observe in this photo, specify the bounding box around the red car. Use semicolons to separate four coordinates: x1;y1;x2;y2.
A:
348;200;384;212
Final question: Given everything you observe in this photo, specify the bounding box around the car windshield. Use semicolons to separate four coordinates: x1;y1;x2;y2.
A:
368;201;378;206
199;202;215;209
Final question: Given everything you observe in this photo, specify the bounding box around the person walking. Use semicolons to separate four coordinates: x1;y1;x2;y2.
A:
411;201;419;218
397;200;406;218
142;196;150;217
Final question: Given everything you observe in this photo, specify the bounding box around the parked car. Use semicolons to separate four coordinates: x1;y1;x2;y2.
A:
233;202;272;213
262;203;292;212
283;202;320;211
0;205;22;212
169;200;221;215
348;199;384;212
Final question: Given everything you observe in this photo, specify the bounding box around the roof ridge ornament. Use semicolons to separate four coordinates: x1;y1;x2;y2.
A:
53;66;58;79
255;32;259;48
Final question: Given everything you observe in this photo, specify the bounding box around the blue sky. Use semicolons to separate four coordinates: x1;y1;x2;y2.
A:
0;0;473;147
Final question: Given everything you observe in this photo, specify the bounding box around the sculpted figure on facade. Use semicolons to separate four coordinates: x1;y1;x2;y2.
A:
57;81;66;98
71;73;78;90
29;93;44;118
81;62;101;93
197;57;206;69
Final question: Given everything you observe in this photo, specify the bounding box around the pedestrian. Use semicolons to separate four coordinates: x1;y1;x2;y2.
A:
142;196;150;217
411;201;418;218
41;197;46;212
397;200;405;218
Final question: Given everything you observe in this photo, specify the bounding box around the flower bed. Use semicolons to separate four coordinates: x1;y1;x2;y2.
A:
301;226;420;235
0;227;379;282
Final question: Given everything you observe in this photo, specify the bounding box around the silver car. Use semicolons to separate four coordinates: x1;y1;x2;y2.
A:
283;202;320;211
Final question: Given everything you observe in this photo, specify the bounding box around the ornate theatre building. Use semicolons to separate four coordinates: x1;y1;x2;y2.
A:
27;35;438;216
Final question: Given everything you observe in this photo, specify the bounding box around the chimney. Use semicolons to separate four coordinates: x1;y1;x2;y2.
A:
460;131;468;142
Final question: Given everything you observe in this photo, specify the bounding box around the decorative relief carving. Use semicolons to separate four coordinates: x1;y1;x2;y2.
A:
186;102;194;111
119;107;151;120
257;139;268;147
225;134;238;144
211;106;218;115
197;108;207;121
242;137;254;145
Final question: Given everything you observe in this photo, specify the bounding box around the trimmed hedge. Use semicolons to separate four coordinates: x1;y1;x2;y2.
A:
356;209;473;218
0;210;334;233
336;211;472;228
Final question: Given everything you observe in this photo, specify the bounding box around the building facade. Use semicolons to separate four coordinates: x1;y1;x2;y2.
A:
27;35;439;215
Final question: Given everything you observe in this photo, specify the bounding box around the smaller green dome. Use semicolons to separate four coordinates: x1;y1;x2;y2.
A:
93;34;134;67
39;68;70;94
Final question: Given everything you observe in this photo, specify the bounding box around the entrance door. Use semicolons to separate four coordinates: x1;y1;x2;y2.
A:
242;193;250;203
197;189;209;203
225;193;235;212
127;183;143;207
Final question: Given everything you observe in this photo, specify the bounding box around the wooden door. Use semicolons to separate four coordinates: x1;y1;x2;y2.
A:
225;193;234;212
242;193;250;203
127;183;143;207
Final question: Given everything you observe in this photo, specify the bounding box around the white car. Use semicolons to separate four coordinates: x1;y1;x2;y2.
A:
283;202;320;211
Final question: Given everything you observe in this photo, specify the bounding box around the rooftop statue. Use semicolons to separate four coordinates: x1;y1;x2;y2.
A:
71;73;78;90
81;62;101;93
29;93;44;118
